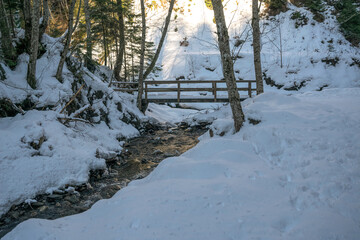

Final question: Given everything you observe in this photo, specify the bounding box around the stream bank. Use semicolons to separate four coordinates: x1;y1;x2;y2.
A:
0;122;208;238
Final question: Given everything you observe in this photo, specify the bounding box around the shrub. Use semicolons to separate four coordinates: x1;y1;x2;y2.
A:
291;11;309;28
334;0;360;46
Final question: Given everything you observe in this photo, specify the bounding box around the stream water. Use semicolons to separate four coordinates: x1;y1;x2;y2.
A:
0;122;208;238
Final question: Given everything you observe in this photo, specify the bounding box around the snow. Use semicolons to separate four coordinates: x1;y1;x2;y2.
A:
4;88;360;240
1;0;360;238
0;35;145;216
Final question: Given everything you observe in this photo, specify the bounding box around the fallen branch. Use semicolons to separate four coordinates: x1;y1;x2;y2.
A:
58;117;93;126
60;83;85;114
70;104;91;118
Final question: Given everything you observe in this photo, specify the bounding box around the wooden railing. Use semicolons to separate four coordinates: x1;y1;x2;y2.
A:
112;80;256;103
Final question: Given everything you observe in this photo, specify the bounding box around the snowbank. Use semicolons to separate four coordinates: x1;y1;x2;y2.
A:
4;88;360;239
0;34;146;216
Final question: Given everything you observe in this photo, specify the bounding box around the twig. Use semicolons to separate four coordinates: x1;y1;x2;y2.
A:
60;83;85;114
58;117;93;125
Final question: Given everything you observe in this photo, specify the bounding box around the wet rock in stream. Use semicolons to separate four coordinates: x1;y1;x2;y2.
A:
0;122;208;238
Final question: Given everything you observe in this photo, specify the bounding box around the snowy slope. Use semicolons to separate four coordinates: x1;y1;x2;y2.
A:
0;35;146;216
147;0;359;91
4;88;360;240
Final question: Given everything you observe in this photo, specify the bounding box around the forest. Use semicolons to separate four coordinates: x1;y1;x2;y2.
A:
0;0;360;239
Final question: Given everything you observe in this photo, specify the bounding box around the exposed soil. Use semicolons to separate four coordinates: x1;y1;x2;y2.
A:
0;122;208;238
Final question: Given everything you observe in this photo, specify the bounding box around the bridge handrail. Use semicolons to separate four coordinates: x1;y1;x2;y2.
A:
111;80;256;103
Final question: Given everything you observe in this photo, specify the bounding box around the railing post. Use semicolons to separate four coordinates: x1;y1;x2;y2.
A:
145;82;148;102
177;81;180;104
212;82;217;102
248;82;252;97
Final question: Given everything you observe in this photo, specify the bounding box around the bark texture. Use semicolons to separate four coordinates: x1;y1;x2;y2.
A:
56;0;76;83
142;0;175;80
112;0;125;83
84;0;92;69
39;0;50;42
136;0;146;110
23;0;32;50
0;0;16;65
211;0;244;132
252;0;263;94
26;0;41;89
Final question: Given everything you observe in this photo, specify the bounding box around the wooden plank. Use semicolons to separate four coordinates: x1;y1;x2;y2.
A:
145;87;252;92
177;82;180;103
113;88;138;92
248;82;252;97
142;97;249;103
144;80;256;84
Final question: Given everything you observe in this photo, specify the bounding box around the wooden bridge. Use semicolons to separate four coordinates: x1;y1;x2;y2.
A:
112;80;256;109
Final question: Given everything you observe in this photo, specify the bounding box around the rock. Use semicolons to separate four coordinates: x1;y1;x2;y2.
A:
31;201;44;208
152;149;163;155
62;201;72;207
38;206;48;212
53;189;65;194
74;206;88;213
30;211;38;217
10;212;20;219
64;195;80;204
96;148;117;160
164;152;175;157
55;202;61;207
47;194;63;202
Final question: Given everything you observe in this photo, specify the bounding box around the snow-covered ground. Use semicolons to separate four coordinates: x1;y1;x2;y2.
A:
1;0;360;238
0;36;145;216
4;88;360;240
147;0;360;90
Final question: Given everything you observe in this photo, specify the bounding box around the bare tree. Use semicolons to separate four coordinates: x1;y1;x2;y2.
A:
56;0;76;83
39;0;50;42
26;0;41;89
23;0;32;50
211;0;244;132
142;0;175;81
112;0;125;84
252;0;263;94
136;0;146;110
84;0;92;69
0;0;16;65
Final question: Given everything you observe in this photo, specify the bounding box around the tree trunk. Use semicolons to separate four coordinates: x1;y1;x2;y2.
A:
142;0;175;80
211;0;244;132
23;0;32;50
252;0;263;94
101;19;107;66
26;0;40;89
38;0;49;42
136;0;146;110
56;0;76;83
72;0;81;34
112;0;125;84
84;0;92;69
0;0;16;65
7;0;16;38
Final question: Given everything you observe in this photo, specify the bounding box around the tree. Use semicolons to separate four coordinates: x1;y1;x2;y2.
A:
23;0;32;50
0;0;16;67
252;0;263;94
142;0;175;81
113;0;125;83
84;0;92;69
136;0;146;110
56;0;77;83
39;0;50;42
211;0;244;132
26;0;41;89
